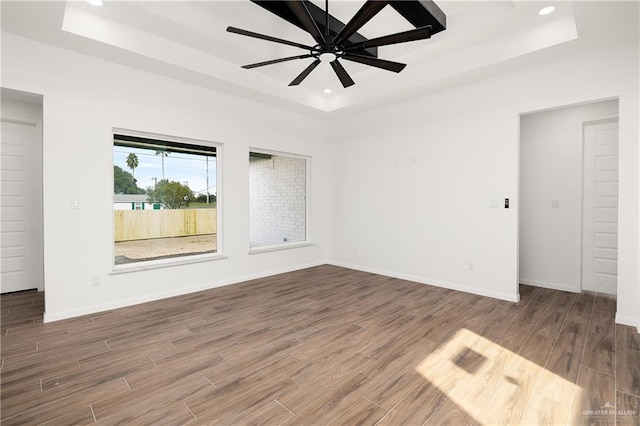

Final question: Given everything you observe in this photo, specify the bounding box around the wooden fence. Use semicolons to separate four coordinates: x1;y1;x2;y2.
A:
114;209;217;242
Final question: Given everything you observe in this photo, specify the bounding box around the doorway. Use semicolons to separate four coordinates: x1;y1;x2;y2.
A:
1;88;44;294
519;99;619;295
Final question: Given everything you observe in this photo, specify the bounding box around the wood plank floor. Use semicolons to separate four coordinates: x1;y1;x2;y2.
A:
1;265;639;425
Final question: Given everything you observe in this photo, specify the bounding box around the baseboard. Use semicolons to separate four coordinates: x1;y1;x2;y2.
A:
615;313;640;332
328;260;519;303
518;278;580;293
43;259;328;323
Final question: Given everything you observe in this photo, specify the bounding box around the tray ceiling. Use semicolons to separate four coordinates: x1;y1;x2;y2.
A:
1;1;638;114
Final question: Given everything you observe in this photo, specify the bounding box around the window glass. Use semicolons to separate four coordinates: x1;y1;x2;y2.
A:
249;151;307;248
113;133;218;265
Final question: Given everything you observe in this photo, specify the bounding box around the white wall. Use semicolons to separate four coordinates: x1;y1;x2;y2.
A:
328;40;639;327
1;33;330;322
1;93;43;122
2;32;638;330
249;155;306;247
519;100;619;293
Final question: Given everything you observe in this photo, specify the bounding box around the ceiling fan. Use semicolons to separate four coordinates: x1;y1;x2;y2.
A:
227;0;447;88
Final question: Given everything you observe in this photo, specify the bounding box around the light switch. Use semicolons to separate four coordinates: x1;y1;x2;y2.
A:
552;199;560;208
71;199;80;210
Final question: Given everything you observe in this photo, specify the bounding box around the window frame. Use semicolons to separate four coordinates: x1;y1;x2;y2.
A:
248;148;312;254
111;128;224;273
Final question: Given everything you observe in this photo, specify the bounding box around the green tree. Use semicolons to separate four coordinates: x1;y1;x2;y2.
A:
114;166;144;194
146;179;194;209
126;153;139;179
195;193;217;204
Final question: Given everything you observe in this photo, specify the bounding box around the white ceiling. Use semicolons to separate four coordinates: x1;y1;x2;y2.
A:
2;1;638;115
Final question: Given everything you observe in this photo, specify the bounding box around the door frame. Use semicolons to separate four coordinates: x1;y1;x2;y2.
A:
1;112;44;292
517;98;620;299
577;114;619;292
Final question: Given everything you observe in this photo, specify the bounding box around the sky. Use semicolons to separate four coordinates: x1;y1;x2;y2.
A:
114;146;217;196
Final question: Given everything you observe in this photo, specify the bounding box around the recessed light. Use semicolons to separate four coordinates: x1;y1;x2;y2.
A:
538;6;555;16
323;88;332;94
86;0;103;6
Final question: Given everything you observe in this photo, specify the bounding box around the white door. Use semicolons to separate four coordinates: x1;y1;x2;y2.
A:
581;119;618;294
1;120;43;293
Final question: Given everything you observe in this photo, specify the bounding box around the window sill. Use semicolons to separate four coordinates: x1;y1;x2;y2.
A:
248;242;314;255
110;253;227;274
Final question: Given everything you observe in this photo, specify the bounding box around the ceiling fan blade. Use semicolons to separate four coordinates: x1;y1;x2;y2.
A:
287;0;326;44
227;26;313;51
341;53;406;73
242;54;313;69
330;60;355;88
342;25;432;51
333;1;387;46
289;59;321;86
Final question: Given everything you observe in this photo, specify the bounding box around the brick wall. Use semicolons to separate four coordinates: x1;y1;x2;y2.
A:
249;155;306;247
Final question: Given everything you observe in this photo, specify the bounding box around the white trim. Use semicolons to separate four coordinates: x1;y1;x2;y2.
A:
516;112;522;301
305;153;312;249
248;147;312;160
518;96;620;117
249;242;315;254
45;259;328;323
329;261;520;303
216;143;224;255
519;278;580;293
582;114;619;126
576;118;585;292
615;313;640;332
110;253;227;274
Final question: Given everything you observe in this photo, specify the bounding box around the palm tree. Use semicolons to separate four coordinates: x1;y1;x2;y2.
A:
125;153;139;179
155;150;169;179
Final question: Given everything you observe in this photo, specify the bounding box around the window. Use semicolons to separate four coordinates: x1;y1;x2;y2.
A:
249;150;308;249
113;131;219;266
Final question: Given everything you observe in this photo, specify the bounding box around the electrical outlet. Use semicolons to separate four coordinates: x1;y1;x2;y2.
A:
352;247;358;254
91;275;101;286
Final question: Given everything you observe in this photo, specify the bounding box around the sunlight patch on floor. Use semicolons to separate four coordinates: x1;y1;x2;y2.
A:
415;328;583;425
